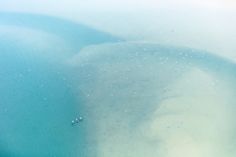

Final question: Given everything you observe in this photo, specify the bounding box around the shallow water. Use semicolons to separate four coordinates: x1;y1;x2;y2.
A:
1;12;236;157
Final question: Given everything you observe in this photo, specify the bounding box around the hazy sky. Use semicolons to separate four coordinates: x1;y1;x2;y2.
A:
0;0;236;12
0;0;235;59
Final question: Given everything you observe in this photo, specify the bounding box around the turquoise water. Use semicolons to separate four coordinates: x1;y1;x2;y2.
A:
1;13;236;157
0;13;120;157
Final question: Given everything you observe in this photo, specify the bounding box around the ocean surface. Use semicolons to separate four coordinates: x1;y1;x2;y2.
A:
0;12;236;157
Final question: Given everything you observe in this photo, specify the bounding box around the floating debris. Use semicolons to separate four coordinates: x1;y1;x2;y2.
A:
75;118;79;123
71;116;83;126
78;116;83;121
71;120;76;125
